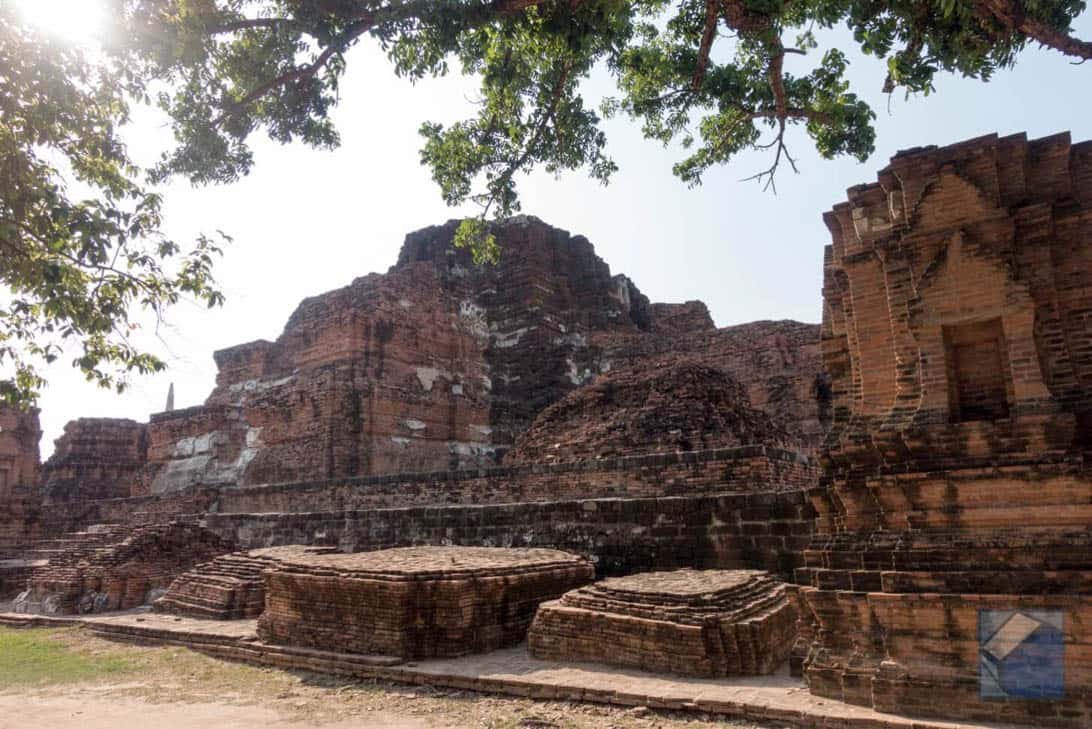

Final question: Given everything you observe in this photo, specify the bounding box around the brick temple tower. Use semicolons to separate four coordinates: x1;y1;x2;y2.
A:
797;132;1092;726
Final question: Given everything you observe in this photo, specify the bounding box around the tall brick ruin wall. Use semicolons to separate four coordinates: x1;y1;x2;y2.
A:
34;217;824;507
40;418;148;502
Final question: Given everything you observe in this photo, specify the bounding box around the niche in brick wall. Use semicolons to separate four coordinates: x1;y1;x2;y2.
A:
943;318;1014;423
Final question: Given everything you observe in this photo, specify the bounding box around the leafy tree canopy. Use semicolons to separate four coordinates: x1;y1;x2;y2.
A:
109;0;1089;252
1;6;225;407
2;0;1089;405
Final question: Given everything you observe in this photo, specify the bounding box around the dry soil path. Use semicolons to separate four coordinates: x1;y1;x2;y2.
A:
0;693;444;729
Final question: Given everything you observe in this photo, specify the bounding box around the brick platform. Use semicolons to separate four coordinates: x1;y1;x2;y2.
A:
529;569;797;677
256;546;593;659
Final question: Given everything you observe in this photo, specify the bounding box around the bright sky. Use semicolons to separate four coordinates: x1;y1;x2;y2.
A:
13;1;1092;456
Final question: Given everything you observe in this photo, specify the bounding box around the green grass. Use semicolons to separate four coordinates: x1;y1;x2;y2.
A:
0;627;135;687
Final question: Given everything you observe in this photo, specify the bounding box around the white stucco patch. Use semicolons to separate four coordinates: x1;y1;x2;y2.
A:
226;375;297;405
447;441;498;458
553;332;587;347
609;275;632;307
233;427;263;473
493;327;529;348
415;366;448;392
566;358;593;386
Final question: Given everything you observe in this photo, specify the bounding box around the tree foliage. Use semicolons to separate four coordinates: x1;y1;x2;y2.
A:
1;7;225;407
102;0;1088;259
2;1;1089;404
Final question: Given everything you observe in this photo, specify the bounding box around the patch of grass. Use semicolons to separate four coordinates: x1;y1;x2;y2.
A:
0;627;136;688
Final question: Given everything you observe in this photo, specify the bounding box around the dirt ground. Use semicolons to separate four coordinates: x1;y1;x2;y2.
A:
0;628;767;729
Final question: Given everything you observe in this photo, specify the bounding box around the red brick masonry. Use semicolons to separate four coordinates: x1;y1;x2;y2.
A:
529;569;797;677
256;546;593;659
801;131;1092;727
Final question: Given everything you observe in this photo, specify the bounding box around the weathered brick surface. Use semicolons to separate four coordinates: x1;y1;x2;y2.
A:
39;217;824;499
212;446;815;514
200;490;815;579
40;418;147;501
30;446;815;538
255;546;593;659
800;131;1092;727
0;406;41;556
595;320;827;449
0;406;40;497
507;362;790;463
34;486;219;538
12;522;234;615
154;545;338;620
528;569;798;676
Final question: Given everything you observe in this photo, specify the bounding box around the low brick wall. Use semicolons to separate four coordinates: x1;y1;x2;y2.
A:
213;446;816;515
39;487;220;537
201;491;815;579
31;447;816;547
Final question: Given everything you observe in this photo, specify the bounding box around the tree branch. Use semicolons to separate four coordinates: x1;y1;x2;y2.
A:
691;0;720;91
215;18;374;126
482;60;573;215
205;18;293;34
976;0;1092;59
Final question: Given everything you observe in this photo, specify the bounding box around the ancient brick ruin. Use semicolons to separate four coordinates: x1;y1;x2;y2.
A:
5;131;1088;728
0;217;820;614
797;132;1092;726
29;217;823;506
507;361;790;463
0;407;41;556
528;569;798;677
256;546;593;659
12;522;233;614
41;418;148;501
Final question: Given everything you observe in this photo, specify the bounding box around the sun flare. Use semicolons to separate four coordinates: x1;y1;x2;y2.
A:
11;0;105;46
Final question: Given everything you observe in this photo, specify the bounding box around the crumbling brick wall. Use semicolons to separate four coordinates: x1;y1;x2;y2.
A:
14;522;234;614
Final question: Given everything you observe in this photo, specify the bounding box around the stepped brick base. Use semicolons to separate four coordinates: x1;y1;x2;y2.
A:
154;545;338;620
528;569;797;676
256;546;593;659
